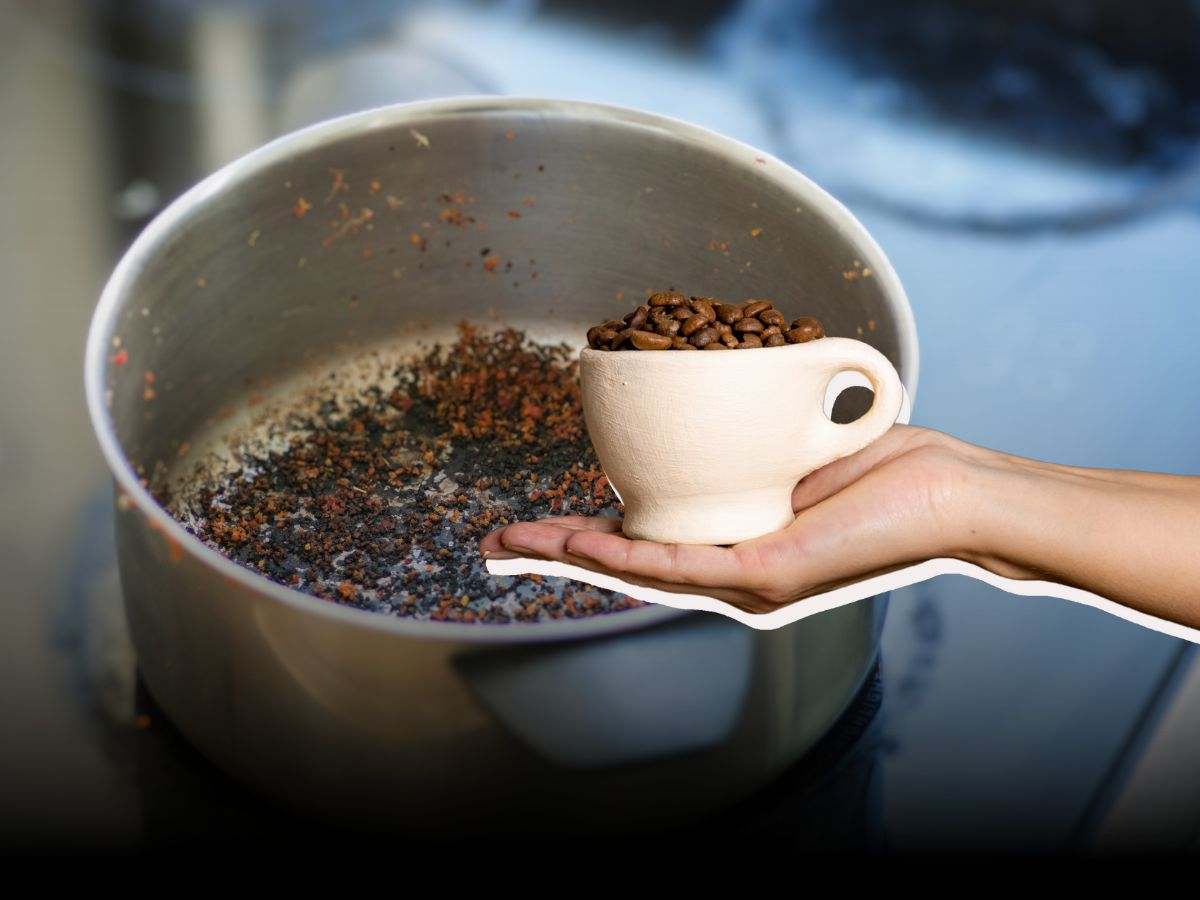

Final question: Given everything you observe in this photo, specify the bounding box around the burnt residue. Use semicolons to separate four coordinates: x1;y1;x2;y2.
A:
175;325;642;623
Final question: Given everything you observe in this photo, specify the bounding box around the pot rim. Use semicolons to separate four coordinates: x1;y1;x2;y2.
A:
85;96;919;646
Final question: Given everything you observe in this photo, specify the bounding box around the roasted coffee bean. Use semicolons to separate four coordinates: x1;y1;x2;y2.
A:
689;298;717;322
741;300;772;319
790;316;824;334
629;330;672;350
589;326;620;347
653;317;680;337
734;317;764;334
648;290;686;307
716;303;743;324
784;327;822;344
587;293;822;350
759;309;785;328
786;317;824;343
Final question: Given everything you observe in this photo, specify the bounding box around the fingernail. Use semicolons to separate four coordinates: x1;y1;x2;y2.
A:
565;544;596;562
481;549;520;561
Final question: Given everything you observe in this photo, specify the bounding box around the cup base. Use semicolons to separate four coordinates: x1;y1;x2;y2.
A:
619;488;796;546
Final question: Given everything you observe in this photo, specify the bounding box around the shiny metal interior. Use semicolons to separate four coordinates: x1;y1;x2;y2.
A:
86;98;916;828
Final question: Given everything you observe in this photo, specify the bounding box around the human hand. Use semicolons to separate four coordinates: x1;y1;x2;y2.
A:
480;425;983;613
482;423;1200;626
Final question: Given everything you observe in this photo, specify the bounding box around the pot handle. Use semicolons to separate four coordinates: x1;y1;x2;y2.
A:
456;615;753;769
808;338;905;470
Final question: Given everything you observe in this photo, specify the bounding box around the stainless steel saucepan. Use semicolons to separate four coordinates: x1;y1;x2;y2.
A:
85;98;918;830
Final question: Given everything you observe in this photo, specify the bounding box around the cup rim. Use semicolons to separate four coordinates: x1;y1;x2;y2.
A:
84;96;918;644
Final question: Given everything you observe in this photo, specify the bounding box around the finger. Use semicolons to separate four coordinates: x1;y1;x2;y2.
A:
491;522;771;612
479;527;515;558
532;515;624;532
792;424;933;511
562;529;756;591
494;517;623;555
498;521;591;560
480;515;622;558
499;522;758;592
529;532;775;613
491;523;782;615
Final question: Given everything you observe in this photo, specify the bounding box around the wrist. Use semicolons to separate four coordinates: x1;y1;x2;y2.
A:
905;429;1200;618
937;441;1054;579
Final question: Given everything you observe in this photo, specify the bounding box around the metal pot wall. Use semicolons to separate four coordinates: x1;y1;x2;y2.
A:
85;98;918;830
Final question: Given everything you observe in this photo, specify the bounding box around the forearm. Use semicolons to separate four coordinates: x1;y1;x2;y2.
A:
960;451;1200;626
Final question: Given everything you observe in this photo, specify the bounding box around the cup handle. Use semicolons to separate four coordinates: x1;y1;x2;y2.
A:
807;337;905;471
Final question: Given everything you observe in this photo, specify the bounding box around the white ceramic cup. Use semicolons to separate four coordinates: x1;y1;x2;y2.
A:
581;337;905;545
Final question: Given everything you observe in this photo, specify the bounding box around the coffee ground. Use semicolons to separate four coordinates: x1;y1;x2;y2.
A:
177;325;642;623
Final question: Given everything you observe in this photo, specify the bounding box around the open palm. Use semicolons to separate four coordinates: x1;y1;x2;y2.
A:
480;425;975;614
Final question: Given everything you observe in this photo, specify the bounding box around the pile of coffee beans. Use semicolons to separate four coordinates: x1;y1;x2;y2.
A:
586;292;824;351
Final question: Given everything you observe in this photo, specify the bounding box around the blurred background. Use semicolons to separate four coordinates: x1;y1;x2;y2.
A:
4;0;1200;853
